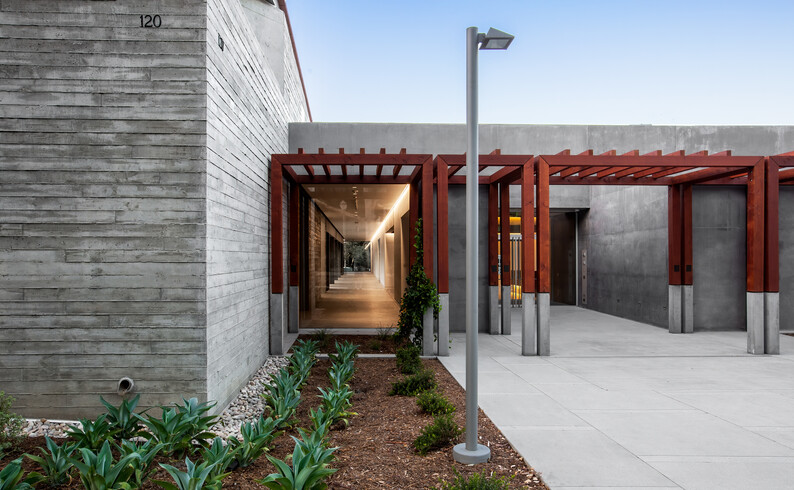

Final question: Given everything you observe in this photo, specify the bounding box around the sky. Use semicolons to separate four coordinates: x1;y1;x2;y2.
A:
287;0;794;126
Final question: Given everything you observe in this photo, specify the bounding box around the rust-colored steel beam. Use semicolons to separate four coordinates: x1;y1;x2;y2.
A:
558;166;584;178
273;152;431;166
448;176;503;185
613;166;646;178
541;154;759;169
536;158;551;293
668;185;682;285
488;165;524;184
271;158;284;294
521;161;535;293
500;183;511;286
437;153;533;166
290;175;413;185
422;157;434;279
681;185;694;286
303;165;314;177
765;158;779;292
289;182;300;287
651;166;696;179
393;164;403;178
409;180;419;267
631;166;666;179
376;164;383;179
488;183;499;287
778;168;794;183
747;160;765;292
671;166;752;186
436;157;450;293
448;165;463;177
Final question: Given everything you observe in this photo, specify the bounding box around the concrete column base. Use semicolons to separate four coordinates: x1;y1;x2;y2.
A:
489;286;500;334
537;292;550;356
270;293;285;355
288;285;299;334
668;285;682;334
682;285;694;334
501;285;512;335
521;293;537;356
747;292;764;355
422;307;435;356
765;292;780;355
437;294;450;356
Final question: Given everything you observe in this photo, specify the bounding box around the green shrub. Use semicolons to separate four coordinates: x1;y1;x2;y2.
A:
416;391;456;416
0;392;24;455
318;387;356;428
0;458;43;490
227;416;281;468
413;414;462;456
327;362;354;391
23;437;75;487
288;354;315;387
262;389;301;428
100;394;144;440
292;338;320;358
376;326;395;341
259;431;337;489
201;437;237;481
367;339;383;351
309;329;334;350
395;345;422;374
389;369;437;396
137;398;217;458
329;341;358;365
155;456;228;490
440;469;513;490
68;440;140;490
66;415;118;451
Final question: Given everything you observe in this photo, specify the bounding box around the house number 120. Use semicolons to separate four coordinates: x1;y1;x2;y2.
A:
140;15;162;28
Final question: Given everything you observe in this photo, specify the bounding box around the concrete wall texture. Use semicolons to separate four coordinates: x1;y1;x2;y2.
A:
0;0;308;418
290;123;794;332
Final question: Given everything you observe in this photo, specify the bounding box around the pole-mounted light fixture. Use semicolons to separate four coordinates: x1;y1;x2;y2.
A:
452;26;514;466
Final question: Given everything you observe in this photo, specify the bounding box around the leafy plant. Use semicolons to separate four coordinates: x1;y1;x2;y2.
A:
308;407;333;437
68;440;140;490
0;392;24;455
100;394;144;440
116;438;164;488
376;325;395;341
289;354;315;387
328;341;358;365
440;469;513;490
366;339;383;351
227;416;281;468
154;457;227;490
201;438;237;480
416;391;456;416
327;363;354;392
0;458;43;490
395;345;422;374
137;399;217;458
24;437;75;487
413;413;462;456
265;369;302;401
67;415;118;451
318;387;356;428
389;369;437;396
292;339;320;358
309;329;334;350
259;431;337;490
396;219;441;347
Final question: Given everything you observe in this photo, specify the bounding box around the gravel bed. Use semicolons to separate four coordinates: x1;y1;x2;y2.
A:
20;356;290;441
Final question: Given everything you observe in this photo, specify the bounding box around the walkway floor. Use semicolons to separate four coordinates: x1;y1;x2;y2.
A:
439;306;794;490
300;272;399;329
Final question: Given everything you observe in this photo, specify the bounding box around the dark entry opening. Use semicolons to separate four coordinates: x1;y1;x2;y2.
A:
551;212;577;305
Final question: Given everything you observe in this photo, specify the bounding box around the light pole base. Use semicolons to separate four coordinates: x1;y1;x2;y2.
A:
452;443;491;464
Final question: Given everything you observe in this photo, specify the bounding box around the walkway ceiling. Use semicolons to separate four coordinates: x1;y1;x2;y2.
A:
302;184;406;241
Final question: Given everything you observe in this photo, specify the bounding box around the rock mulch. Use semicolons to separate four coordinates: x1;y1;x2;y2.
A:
19;356;290;441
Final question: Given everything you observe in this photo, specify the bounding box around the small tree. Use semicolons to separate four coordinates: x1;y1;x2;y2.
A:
396;219;440;347
344;241;370;271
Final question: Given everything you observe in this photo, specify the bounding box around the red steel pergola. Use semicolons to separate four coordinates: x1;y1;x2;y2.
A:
271;148;791;356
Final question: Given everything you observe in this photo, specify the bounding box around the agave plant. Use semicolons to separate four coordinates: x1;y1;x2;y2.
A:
292;339;320;358
308;407;333;438
288;354;315;387
328;341;358;365
0;458;43;490
262;389;301;428
154;457;227;490
100;394;144;440
201;438;237;480
259;430;337;490
318;387;356;428
116;438;165;488
227;416;281;468
265;369;301;400
68;440;141;490
24;437;75;487
66;414;118;451
327;363;354;392
137;405;214;458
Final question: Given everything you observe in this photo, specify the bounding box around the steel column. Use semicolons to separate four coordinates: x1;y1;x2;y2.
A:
500;183;512;335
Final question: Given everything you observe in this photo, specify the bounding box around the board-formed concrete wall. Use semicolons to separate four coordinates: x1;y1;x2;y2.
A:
205;0;308;410
290;123;794;332
0;0;209;417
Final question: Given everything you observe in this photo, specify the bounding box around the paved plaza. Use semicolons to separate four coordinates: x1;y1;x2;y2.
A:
439;306;794;490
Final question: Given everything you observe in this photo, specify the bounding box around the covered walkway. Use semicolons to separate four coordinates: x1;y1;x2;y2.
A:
300;272;399;329
440;306;794;489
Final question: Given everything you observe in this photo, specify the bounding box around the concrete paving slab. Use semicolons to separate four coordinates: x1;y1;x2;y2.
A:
503;363;590;384
534;383;690;411
644;457;794;490
749;428;794;450
576;410;794;457
478;393;588;428
502;427;675;488
665;391;794;428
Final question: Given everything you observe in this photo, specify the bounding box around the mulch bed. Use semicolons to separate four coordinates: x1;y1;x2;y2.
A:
2;358;547;489
291;334;405;354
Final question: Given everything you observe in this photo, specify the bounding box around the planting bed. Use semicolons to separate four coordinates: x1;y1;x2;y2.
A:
2;357;546;489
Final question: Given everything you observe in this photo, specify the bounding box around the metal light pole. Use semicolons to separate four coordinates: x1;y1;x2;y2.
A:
453;26;514;465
